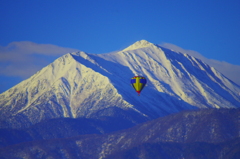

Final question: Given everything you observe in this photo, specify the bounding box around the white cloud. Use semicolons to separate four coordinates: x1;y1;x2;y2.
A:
0;41;79;78
161;43;240;86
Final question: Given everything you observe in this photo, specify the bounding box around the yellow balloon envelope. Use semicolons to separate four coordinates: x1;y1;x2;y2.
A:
130;76;147;95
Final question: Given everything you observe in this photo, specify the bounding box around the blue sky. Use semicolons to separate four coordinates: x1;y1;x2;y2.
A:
1;0;240;93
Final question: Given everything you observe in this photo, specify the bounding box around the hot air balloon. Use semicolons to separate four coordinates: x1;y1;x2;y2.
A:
130;76;147;95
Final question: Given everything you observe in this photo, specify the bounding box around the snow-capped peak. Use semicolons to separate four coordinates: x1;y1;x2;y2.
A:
1;40;240;129
122;40;155;51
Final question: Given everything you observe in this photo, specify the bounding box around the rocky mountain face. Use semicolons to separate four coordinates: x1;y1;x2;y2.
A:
0;40;239;129
0;108;239;158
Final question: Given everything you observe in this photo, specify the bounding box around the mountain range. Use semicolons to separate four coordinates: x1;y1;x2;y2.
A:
0;40;240;158
0;108;239;158
0;40;239;129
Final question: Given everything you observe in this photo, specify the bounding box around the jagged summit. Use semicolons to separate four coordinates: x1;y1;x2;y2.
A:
122;40;155;51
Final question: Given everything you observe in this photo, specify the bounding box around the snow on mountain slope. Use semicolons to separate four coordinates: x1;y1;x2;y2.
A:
0;53;137;128
97;40;240;108
0;40;240;129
